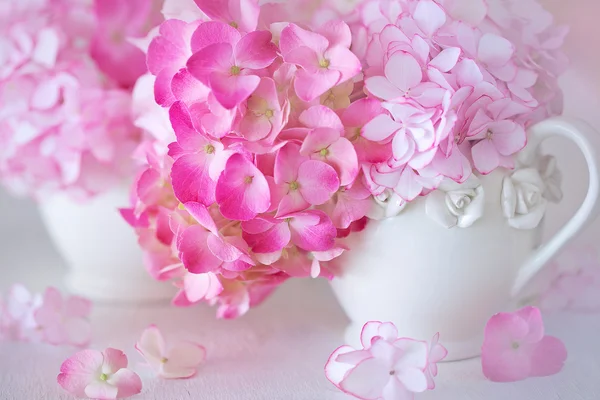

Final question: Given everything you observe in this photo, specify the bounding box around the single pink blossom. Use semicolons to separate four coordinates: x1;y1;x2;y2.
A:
326;321;446;399
481;306;567;382
34;287;93;347
280;22;361;102
242;210;337;253
168;101;230;205
135;324;206;379
467;98;529;174
216;153;271;221
274;142;340;216
172;271;224;306
57;348;142;399
239;77;287;142
187;22;278;109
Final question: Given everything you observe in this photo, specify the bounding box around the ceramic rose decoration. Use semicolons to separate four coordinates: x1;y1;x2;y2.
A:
117;0;590;324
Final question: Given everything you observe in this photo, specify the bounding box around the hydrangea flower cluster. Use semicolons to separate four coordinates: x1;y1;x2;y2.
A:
124;0;568;317
0;0;160;200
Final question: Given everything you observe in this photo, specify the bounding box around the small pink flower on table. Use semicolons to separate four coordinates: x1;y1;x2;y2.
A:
325;321;447;400
1;284;42;341
58;348;142;399
482;306;567;382
136;324;206;379
34;287;93;347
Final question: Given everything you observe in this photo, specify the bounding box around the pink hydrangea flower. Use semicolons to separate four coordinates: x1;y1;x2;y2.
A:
280;21;361;102
34;287;93;347
187;22;278;109
57;348;142;399
135;324;206;379
325;321;447;400
481;306;567;382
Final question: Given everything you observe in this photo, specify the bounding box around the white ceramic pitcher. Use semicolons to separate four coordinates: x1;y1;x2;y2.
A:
331;117;600;361
39;185;174;303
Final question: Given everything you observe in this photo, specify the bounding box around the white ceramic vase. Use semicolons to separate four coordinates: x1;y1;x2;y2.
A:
39;184;174;303
331;117;600;361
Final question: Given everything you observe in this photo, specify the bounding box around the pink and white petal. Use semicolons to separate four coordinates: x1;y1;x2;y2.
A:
284;46;321;73
385;52;422;92
471;140;500;175
392;339;429;370
216;154;271;221
361;321;384;348
478;34;514;66
228;0;261;32
294;69;341;102
413;0;446;37
107;368;142;398
515;306;545;343
178;226;223;273
340;357;390;400
299;105;344;131
239;115;272;142
297;160;340;205
167;341;207;369
57;349;104;398
184;272;223;303
136;325;167;367
84;380;119;400
210;72;260;110
325;346;363;388
492;122;527;156
102;348;129;375
396;367;428;393
234;30;278;70
429;48;461;73
394;168;424;201
382;377;413;400
65;318;92;347
530;336;567;377
365;76;404;101
362;114;400;142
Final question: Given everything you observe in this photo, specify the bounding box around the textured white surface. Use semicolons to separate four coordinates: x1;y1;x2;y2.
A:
1;190;600;400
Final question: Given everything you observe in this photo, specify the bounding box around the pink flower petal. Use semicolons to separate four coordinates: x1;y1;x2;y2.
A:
234;30;278;70
57;349;104;398
171;68;210;105
184;202;218;235
210;72;260;110
187;42;233;86
103;348;129;374
478;33;514;66
84;381;119;399
135;325;166;367
299;105;344;132
190;21;241;53
216;153;271;221
293;68;341;102
163;341;206;378
413;0;446;37
193;0;259;32
471;139;500;175
288;211;336;251
362;114;399;142
325;345;356;388
178;226;222;273
340;357;390;399
107;368;142;398
530;336;567;377
429;48;461;73
365;76;404;100
171;154;217;205
243;219;291;253
385;52;422;93
297;160;340;205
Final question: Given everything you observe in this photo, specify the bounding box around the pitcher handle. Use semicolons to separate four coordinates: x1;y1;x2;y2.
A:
511;117;600;297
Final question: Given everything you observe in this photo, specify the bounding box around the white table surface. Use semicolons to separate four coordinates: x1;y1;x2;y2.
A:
1;189;600;400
